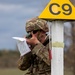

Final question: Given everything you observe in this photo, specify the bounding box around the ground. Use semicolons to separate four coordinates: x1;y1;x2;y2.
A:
0;68;73;75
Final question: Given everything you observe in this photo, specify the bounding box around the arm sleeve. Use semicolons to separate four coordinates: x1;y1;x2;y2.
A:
32;43;51;66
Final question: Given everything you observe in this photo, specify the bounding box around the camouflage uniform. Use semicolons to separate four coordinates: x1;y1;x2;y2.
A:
17;17;51;75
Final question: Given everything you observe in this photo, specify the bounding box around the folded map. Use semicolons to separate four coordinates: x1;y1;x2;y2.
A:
12;37;31;56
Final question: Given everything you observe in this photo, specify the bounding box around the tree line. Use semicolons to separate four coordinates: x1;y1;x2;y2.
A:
0;50;20;68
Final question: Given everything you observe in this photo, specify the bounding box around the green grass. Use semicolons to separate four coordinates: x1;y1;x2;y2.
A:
0;68;74;75
64;68;74;75
0;68;27;75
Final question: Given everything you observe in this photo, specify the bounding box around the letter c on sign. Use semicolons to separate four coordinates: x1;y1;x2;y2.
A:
49;3;61;15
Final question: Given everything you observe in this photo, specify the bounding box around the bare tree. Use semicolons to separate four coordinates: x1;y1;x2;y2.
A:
70;21;75;75
65;0;75;74
70;0;75;74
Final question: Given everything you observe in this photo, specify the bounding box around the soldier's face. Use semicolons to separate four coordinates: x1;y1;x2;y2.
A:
37;30;46;43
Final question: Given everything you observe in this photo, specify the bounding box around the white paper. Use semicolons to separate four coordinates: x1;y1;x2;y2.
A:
12;37;26;41
12;37;31;56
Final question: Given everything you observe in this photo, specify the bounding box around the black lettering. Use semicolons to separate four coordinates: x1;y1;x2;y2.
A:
49;3;61;15
62;4;72;15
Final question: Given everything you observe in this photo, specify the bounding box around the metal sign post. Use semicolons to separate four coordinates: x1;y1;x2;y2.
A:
51;21;64;75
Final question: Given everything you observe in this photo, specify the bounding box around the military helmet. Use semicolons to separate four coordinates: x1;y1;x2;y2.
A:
25;17;49;33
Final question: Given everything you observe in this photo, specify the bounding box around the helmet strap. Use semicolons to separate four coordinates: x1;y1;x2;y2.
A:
36;31;41;42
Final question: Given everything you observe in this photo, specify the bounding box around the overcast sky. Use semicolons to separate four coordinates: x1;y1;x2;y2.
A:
0;0;50;50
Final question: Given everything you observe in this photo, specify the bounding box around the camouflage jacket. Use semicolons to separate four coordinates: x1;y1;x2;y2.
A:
17;36;51;75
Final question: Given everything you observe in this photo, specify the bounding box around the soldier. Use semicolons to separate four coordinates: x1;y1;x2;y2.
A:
17;17;51;75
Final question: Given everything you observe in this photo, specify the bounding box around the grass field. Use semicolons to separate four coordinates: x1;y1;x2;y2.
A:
0;68;27;75
64;68;74;75
0;68;74;75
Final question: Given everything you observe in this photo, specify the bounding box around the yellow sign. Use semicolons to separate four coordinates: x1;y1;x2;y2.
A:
39;0;75;20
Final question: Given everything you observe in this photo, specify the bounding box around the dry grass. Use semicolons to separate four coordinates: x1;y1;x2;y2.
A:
0;68;74;75
0;68;27;75
64;67;74;75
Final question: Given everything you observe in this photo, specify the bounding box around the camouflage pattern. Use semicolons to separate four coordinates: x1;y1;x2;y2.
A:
17;52;32;71
17;17;51;75
17;36;51;75
26;17;49;33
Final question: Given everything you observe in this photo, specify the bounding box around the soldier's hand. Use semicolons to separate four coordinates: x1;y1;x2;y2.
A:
26;32;40;45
